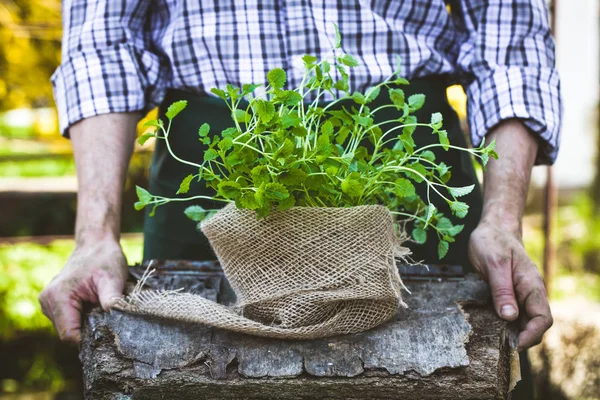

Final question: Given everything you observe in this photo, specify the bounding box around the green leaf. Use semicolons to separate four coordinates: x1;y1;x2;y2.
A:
134;201;147;211
165;100;188;120
277;90;303;106
438;240;449;259
204;148;219;162
221;127;239;138
137;132;154;146
424;203;436;228
408;94;425;111
315;134;332;164
251;165;270;186
274;138;295;160
226;84;239;100
136;186;152;205
281;113;301;128
339;54;359;67
305;174;325;190
143;119;163;128
481;152;489;166
449;201;469;218
365;86;381;103
341;173;364;199
176;174;194;195
438;129;450;150
394;54;402;75
278;194;296;211
354;114;373;128
394;178;416;198
412;228;427;244
399;132;415;154
242;83;261;94
237;191;261;210
211;88;227;99
404;162;427;183
321;120;334;136
448;184;475;198
267;68;286;89
430;112;443;129
302;54;318;66
279;168;307;186
233;109;252;124
198;123;210;138
264;182;289;200
218;136;233;152
334;79;349;92
291;126;308;137
184;205;208;222
402;115;418;136
447;224;464;236
421;150;436;162
256;99;276;123
351;91;366;105
333;23;342;48
389;89;405;109
436;217;453;232
394;77;410;85
335;126;351;145
217;181;242;200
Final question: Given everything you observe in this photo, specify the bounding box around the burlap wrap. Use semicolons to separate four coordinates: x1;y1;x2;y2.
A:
116;204;411;339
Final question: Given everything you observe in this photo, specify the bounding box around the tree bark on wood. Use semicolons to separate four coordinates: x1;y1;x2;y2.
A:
81;261;517;399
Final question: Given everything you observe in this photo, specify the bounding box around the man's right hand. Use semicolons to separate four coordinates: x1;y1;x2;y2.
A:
39;238;128;343
39;112;139;343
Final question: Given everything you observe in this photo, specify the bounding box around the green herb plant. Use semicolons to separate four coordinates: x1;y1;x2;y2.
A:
135;25;497;259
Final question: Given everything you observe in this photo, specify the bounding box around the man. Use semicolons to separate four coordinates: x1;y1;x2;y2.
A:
40;0;560;395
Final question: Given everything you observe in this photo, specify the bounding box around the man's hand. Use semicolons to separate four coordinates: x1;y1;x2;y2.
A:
472;119;552;351
469;222;552;351
39;113;139;343
39;238;128;343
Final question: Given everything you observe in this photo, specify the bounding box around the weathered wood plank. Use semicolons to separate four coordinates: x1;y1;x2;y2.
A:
81;261;513;400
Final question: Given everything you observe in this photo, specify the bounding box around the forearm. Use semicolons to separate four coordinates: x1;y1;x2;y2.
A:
480;119;539;238
71;112;139;244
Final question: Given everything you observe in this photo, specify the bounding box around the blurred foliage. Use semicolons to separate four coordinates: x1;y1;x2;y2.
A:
523;194;600;302
558;195;600;275
0;0;62;111
0;237;144;340
0;157;75;177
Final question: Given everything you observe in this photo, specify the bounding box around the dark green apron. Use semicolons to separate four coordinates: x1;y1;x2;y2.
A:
142;76;533;398
143;76;482;269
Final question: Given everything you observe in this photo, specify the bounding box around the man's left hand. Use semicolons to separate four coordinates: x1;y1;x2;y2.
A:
469;221;553;351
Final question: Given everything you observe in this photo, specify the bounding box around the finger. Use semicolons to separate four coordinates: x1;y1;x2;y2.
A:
50;294;83;344
95;271;126;311
514;271;552;350
486;257;519;321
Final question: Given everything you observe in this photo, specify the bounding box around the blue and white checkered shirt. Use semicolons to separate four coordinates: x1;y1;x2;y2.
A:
52;0;562;164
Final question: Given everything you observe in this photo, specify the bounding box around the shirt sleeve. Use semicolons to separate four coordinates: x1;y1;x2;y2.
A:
453;0;562;165
51;1;169;135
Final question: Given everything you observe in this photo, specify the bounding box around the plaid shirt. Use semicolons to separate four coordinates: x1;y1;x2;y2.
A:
52;0;562;164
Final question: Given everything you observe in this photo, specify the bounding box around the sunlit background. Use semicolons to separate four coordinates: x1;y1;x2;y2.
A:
0;0;598;399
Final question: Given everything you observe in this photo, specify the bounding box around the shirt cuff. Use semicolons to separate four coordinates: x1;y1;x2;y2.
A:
466;66;562;165
51;43;166;135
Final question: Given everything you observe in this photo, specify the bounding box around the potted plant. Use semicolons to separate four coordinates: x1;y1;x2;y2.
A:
125;26;497;339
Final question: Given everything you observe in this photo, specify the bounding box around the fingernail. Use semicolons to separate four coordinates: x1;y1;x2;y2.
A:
501;305;517;318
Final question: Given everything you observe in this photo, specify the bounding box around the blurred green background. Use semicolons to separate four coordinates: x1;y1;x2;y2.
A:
0;0;599;399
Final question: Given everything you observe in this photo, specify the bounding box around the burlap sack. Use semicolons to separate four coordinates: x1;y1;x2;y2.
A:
116;204;411;339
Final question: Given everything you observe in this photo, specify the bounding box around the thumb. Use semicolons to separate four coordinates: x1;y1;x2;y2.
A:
96;274;125;311
487;263;519;321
